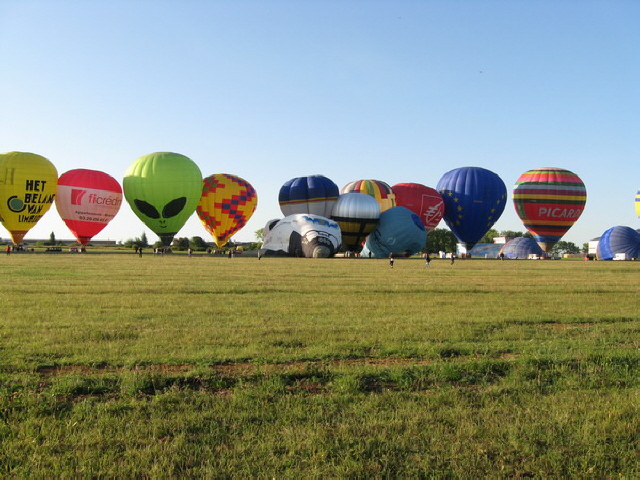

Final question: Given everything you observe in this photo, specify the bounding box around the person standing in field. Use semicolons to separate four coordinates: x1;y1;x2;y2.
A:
6;244;11;255
450;253;455;265
425;253;431;268
389;253;395;268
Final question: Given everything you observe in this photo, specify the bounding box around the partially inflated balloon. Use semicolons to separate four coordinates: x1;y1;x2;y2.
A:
330;193;380;251
341;179;396;212
392;182;444;231
513;168;586;252
596;226;640;261
260;214;341;258
0;152;58;244
361;207;426;258
197;173;257;247
499;237;543;260
56;169;122;245
278;175;339;217
436;167;507;249
635;190;639;218
123;152;202;246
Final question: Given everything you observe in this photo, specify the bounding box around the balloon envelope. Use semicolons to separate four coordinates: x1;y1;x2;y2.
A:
56;169;122;245
0;151;58;244
635;190;640;218
260;214;341;258
499;237;543;259
123;152;202;246
330;193;380;251
278;175;339;218
436;167;507;248
596;226;640;260
513;167;586;252
197;173;258;247
341;179;396;212
361;207;426;258
392;182;444;231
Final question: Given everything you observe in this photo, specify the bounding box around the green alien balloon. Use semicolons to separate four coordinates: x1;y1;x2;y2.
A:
123;152;202;246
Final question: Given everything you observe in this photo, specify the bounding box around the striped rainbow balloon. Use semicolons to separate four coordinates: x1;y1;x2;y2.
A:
341;179;396;213
513;167;587;252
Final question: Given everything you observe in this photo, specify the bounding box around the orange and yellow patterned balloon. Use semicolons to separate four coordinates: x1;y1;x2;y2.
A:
197;173;257;247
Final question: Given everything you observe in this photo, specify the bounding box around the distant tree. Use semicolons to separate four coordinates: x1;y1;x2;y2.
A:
190;236;209;251
124;232;150;249
479;229;499;244
500;230;532;239
139;232;149;248
255;228;265;243
44;232;56;246
582;243;589;254
551;241;580;256
425;228;457;254
173;237;190;251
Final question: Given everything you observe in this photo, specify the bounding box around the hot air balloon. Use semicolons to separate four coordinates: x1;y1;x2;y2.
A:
0;152;58;244
55;169;122;245
123;152;202;246
436;167;507;250
341;179;396;212
330;193;380;251
596;226;640;261
260;214;341;258
499;237;543;260
392;182;444;231
635;190;640;218
512;167;587;252
278;175;339;218
197;173;257;247
361;207;426;258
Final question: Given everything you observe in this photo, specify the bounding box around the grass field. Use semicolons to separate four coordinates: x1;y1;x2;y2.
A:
1;252;638;476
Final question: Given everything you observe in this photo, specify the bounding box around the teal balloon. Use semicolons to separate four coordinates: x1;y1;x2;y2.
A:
361;207;426;258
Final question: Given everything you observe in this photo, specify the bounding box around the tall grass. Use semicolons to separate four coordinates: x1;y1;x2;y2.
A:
0;253;638;476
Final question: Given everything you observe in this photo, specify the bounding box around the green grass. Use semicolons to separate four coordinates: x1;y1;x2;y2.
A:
0;253;638;476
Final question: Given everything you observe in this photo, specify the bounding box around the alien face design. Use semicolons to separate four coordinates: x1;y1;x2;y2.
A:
134;197;187;229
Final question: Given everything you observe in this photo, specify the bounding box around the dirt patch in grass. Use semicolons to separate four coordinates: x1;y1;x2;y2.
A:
34;353;519;379
541;323;594;331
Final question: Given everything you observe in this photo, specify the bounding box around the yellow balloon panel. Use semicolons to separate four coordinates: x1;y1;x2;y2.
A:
0;152;58;243
197;174;257;247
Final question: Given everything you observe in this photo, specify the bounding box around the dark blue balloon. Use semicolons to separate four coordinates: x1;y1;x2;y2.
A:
596;226;640;260
436;167;507;247
500;237;543;259
278;175;339;218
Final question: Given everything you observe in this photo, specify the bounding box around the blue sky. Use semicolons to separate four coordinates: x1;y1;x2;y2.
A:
1;0;638;245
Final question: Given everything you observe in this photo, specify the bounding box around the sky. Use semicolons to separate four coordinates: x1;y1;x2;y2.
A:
1;0;638;246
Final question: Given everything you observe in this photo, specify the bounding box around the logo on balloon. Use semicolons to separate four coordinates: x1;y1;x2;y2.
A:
7;196;25;213
70;189;122;207
424;201;443;226
71;189;87;205
537;207;582;219
133;197;187;229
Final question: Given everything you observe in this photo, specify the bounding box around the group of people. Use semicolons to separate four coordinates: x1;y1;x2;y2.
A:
388;252;455;268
